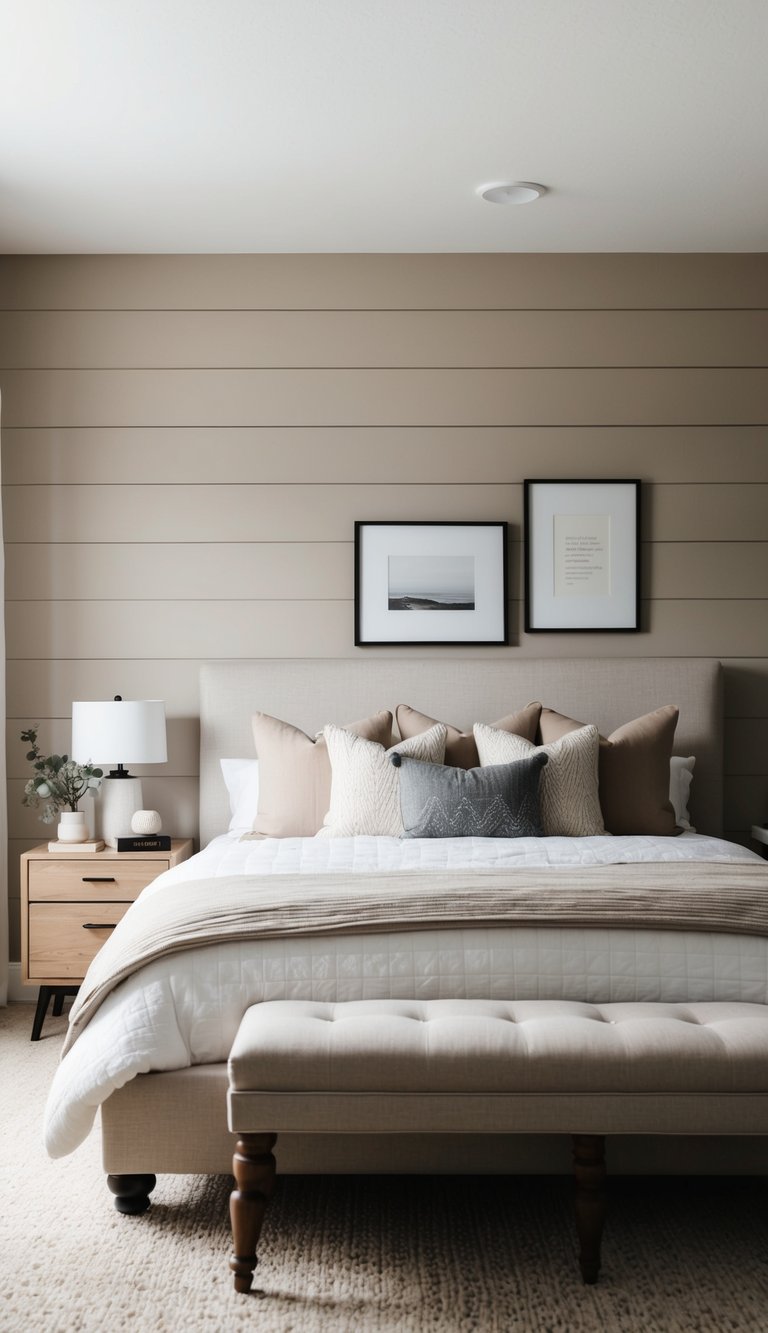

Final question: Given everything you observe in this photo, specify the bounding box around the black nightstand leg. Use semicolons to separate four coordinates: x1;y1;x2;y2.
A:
31;987;52;1041
31;985;79;1040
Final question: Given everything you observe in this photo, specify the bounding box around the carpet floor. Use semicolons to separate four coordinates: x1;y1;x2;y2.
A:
2;1002;768;1333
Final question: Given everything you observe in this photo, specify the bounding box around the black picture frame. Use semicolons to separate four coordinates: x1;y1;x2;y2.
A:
355;521;508;647
524;479;641;633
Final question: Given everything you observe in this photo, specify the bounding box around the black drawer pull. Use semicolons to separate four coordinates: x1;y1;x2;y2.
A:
82;922;117;930
81;876;116;883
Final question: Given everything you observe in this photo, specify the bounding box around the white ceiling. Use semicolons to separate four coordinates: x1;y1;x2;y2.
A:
1;0;766;253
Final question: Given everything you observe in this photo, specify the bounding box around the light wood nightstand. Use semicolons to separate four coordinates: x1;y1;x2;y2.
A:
21;839;194;1040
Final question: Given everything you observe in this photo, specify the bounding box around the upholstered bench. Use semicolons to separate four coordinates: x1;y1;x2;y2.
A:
226;997;768;1293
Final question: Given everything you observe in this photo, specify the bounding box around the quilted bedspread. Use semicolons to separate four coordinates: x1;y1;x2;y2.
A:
43;832;767;1157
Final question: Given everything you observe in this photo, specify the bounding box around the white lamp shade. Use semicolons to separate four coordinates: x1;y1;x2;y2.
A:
71;699;168;766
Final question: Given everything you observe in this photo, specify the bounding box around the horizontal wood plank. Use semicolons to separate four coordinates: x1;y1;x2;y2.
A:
2;309;766;369
8;540;767;603
7;776;199;842
2;367;766;427
725;776;768;831
9;657;766;729
5;426;768;485
5;482;767;543
6;716;199;779
1;254;766;310
5;647;766;718
644;543;768;600
722;661;768;718
6;598;768;660
5;542;354;602
7;660;206;719
725;720;768;776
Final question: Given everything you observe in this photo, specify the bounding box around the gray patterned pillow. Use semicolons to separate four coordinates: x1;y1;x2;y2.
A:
391;752;548;839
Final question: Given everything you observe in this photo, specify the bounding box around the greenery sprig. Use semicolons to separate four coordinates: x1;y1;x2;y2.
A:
21;726;103;824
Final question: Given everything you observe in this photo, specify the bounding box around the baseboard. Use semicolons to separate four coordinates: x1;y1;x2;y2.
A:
8;962;35;1002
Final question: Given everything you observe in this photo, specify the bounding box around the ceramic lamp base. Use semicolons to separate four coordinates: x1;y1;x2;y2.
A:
100;776;144;848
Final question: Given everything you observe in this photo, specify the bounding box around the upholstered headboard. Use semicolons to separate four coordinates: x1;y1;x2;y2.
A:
199;658;723;846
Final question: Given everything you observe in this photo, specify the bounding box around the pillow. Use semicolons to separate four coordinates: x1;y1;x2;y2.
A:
474;722;604;837
391;751;547;839
538;705;680;836
395;702;542;769
670;756;696;831
249;710;393;838
220;757;260;833
318;722;446;838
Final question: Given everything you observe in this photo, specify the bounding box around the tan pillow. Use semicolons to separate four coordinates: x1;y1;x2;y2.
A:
250;710;393;838
538;704;680;836
473;722;604;837
396;701;542;769
318;722;447;838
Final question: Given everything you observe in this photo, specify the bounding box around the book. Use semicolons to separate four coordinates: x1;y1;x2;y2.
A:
115;835;171;852
48;839;105;853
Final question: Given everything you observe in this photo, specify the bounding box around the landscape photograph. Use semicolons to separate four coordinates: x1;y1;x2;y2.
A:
388;554;476;611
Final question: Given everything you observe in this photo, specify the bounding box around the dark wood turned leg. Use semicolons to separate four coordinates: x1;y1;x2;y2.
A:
107;1173;157;1215
31;987;52;1041
52;991;65;1017
572;1134;607;1284
230;1133;277;1294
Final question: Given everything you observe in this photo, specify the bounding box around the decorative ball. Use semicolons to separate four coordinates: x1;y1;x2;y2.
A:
131;809;163;835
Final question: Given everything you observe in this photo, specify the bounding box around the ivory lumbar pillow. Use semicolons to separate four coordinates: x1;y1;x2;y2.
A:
473;722;605;837
318;722;447;838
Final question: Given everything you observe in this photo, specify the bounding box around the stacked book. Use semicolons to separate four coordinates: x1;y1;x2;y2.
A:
48;839;105;853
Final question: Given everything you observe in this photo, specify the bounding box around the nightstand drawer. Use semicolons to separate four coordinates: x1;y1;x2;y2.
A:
28;901;132;979
28;858;169;903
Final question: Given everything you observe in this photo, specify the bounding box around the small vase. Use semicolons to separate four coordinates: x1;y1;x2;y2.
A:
57;810;88;844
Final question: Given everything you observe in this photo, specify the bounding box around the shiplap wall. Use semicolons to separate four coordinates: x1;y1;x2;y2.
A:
1;253;767;961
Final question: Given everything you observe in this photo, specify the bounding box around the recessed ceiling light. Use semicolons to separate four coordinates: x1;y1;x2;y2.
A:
478;182;548;205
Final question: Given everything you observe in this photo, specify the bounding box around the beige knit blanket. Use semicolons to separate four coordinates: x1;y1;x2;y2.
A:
63;860;768;1054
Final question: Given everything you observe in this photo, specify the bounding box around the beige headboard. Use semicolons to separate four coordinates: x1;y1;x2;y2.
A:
199;658;723;846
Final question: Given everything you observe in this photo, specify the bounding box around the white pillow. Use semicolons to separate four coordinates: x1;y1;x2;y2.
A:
220;758;260;833
670;755;696;831
318;722;446;838
473;722;605;837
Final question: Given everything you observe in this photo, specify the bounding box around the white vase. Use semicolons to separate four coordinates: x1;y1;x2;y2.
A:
57;810;88;843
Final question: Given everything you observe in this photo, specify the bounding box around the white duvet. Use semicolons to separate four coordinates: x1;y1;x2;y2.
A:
44;832;764;1158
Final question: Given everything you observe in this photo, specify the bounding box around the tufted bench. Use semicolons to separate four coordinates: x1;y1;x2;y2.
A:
226;997;768;1293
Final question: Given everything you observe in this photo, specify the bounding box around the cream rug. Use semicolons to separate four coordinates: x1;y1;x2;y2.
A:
2;1002;768;1333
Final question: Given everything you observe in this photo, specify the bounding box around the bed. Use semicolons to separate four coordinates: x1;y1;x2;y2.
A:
43;657;768;1181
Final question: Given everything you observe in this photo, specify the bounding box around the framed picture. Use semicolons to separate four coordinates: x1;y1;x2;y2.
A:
524;479;641;632
355;521;508;646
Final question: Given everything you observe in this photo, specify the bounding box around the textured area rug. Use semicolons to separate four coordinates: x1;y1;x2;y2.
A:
2;1002;768;1332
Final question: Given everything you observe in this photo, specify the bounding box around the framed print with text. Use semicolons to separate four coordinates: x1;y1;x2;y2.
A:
355;521;508;646
524;480;641;632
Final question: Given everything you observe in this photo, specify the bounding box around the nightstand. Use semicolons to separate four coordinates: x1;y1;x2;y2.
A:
751;826;768;860
20;839;194;1040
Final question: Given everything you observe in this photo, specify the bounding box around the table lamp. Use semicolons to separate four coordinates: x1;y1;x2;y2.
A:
71;697;167;847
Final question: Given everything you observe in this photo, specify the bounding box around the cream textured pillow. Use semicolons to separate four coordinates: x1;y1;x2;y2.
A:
473;721;605;837
318;722;447;838
249;710;393;838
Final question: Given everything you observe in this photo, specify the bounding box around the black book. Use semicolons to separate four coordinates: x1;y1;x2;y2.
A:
116;835;171;852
